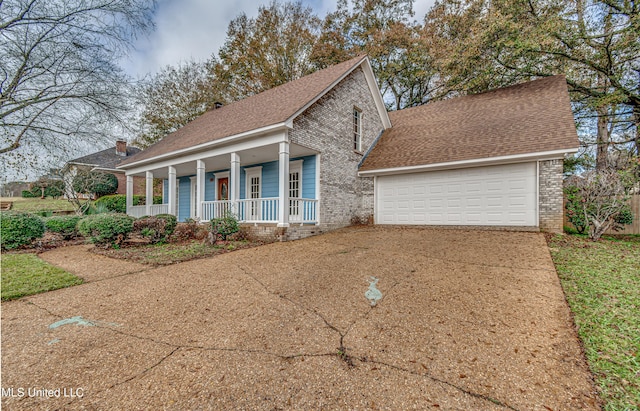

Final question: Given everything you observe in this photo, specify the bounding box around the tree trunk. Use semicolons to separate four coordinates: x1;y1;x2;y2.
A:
595;106;610;171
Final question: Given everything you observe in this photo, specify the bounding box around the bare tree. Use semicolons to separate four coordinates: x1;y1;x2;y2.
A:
134;60;221;148
572;168;636;241
0;0;155;168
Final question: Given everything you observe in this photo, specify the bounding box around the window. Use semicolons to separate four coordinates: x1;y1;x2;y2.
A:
289;160;303;221
245;166;262;221
353;108;362;151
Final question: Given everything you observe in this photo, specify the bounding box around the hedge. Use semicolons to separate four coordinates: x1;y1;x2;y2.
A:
44;215;82;239
1;212;46;249
133;214;177;243
77;213;135;246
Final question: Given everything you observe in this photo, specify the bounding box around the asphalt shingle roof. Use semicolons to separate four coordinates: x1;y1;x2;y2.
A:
119;55;369;167
69;146;141;169
359;75;579;172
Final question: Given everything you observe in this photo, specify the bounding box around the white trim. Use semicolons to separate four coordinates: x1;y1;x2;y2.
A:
121;130;288;173
289;160;303;223
189;176;197;219
287;56;391;130
245;166;263;199
536;160;540;227
361;58;392;129
358;148;577;177
353;107;363;152
315;154;321;225
245;166;263;221
214;171;230;200
373;175;377;224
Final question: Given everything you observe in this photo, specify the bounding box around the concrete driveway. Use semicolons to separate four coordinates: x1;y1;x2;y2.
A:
1;227;598;410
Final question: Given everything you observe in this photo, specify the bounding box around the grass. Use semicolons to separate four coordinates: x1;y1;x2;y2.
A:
92;240;254;266
548;234;640;411
1;254;83;301
0;196;75;213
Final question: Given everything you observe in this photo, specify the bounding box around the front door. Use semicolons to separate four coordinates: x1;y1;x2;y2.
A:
217;178;228;200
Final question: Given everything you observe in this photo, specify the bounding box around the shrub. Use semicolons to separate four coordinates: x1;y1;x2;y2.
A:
1;212;46;249
77;213;134;247
564;185;588;234
72;171;118;197
172;220;208;242
210;213;239;241
44;215;82;239
132;214;177;243
21;190;37;198
612;205;634;230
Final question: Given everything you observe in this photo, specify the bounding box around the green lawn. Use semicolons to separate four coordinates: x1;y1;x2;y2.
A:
93;240;252;266
549;234;640;411
1;254;83;301
0;197;75;213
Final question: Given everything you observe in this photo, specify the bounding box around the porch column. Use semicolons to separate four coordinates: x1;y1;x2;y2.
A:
145;171;153;215
126;175;133;213
196;159;205;219
278;141;290;227
230;152;240;203
168;166;177;216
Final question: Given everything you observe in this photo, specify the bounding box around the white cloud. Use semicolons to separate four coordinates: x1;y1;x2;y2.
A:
123;0;435;78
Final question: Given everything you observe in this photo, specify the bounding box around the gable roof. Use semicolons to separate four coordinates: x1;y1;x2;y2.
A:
68;146;141;170
119;55;390;168
359;75;579;174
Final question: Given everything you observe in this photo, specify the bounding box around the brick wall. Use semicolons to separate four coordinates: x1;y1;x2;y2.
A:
539;159;564;232
289;67;383;230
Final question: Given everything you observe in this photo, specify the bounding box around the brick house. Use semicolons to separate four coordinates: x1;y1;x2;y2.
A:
63;141;147;198
117;56;578;239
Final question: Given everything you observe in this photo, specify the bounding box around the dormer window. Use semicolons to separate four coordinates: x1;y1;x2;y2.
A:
353;107;362;152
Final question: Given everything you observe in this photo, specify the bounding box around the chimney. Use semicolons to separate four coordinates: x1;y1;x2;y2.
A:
116;140;127;156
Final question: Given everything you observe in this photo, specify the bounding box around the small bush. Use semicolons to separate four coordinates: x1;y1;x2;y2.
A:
77;213;134;247
21;190;37;198
133;214;177;243
210;213;239;241
44;215;82;239
1;212;46;249
172;220;208;242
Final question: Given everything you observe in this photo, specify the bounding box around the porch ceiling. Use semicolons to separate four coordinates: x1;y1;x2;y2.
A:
131;142;318;179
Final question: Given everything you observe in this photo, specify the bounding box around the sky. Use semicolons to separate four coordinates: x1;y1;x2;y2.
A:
3;0;437;182
123;0;437;78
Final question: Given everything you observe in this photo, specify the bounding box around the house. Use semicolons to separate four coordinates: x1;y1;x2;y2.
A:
63;141;145;198
117;55;578;239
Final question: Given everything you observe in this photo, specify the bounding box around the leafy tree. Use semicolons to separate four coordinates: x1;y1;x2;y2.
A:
134;60;222;148
63;169;117;214
423;0;640;163
0;0;155;170
30;178;64;198
311;0;436;110
72;172;118;197
209;0;321;101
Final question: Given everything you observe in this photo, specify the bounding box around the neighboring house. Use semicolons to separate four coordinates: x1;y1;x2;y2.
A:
117;55;578;239
63;141;144;198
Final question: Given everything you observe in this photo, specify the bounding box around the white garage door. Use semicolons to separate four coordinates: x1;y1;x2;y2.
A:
376;163;537;226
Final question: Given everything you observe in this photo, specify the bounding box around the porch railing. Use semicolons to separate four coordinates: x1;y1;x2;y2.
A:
127;204;169;218
289;198;318;224
129;198;318;223
201;198;317;224
128;205;147;218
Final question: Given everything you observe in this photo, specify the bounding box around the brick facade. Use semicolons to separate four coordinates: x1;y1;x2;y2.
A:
538;159;564;233
289;67;383;231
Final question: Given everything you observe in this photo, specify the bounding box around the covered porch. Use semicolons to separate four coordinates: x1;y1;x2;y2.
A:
123;132;319;226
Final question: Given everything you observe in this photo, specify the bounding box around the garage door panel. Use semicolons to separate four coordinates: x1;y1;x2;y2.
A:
376;163;536;226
